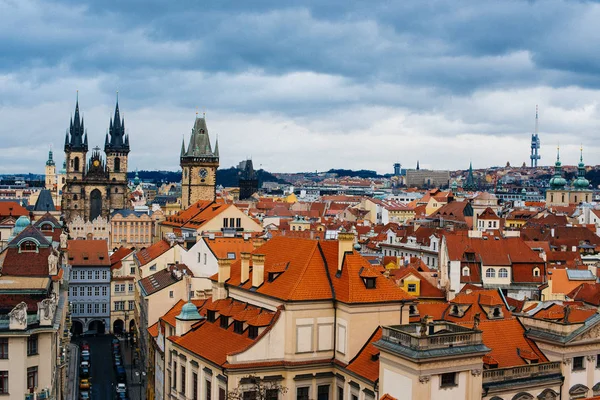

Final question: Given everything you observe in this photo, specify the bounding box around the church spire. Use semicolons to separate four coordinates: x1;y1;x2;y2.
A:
180;137;186;157
214;136;219;158
464;161;477;191
105;92;130;153
65;92;87;152
181;113;218;160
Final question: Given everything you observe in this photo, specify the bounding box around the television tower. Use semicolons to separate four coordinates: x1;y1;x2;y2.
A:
530;105;541;168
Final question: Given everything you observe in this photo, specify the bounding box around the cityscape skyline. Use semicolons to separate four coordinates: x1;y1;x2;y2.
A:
3;1;600;174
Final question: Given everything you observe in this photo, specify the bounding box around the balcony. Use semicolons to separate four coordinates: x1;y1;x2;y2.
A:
382;322;483;350
482;361;562;385
376;322;489;361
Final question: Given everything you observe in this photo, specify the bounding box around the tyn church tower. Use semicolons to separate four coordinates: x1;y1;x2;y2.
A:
62;97;131;223
180;115;219;208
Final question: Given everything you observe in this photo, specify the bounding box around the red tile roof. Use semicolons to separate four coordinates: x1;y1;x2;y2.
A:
567;283;600;306
390;267;445;299
0;202;28;218
135;239;172;266
110;247;134;271
67;240;110;266
345;327;382;383
1;247;53;276
204;237;255;260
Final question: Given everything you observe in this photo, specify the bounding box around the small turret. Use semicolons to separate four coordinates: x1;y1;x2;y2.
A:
549;147;567;189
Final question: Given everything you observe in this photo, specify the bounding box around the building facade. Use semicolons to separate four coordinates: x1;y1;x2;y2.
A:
67;239;111;334
180;116;219;208
61;98;131;223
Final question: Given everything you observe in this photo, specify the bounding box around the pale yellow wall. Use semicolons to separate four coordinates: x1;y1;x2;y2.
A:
196;206;263;233
146;279;188;326
138;245;184;279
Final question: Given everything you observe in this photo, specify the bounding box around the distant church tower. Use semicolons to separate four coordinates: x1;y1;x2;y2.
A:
62;95;131;222
180;114;219;208
239;159;258;200
45;149;56;191
530;105;541;168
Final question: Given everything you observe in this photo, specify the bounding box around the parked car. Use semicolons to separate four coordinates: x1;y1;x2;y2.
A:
111;338;120;345
79;391;91;400
79;378;91;390
114;359;122;368
80;367;90;378
116;366;126;383
80;361;90;369
115;383;127;393
81;354;91;364
80;341;90;351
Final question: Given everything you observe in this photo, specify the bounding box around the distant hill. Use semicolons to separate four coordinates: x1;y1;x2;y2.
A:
128;168;288;187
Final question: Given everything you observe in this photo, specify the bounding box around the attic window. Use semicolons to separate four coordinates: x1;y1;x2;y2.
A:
207;310;216;322
462;267;470;277
20;241;37;252
409;305;418;316
220;316;229;329
492;307;502;319
268;272;282;282
233;321;244;334
227;252;236;260
450;305;460;316
533;267;540;277
465;252;476;262
248;326;259;339
363;277;376;289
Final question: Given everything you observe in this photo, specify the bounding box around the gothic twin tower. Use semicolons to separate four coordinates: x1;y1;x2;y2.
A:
61;97;219;223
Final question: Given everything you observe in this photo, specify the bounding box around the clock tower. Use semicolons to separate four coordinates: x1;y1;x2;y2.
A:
180;114;220;208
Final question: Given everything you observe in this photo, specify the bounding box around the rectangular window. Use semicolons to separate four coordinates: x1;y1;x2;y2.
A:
88;271;93;280
173;362;177;389
27;366;38;389
207;311;216;322
95;271;100;280
0;371;7;394
94;304;99;314
223;218;228;228
248;326;258;339
236;218;241;228
27;335;38;356
170;291;174;298
407;283;417;293
80;304;86;314
198;253;202;263
115;285;121;293
219;387;226;400
129;300;135;310
596;355;600;368
130;267;136;275
0;339;7;359
80;287;85;296
234;321;244;334
573;356;585;371
243;391;257;400
204;254;207;265
229;218;235;228
72;270;78;280
206;379;212;400
102;304;107;314
440;372;456;387
129;283;134;292
87;287;92;296
87;304;92;314
181;365;186;394
102;287;107;296
266;389;278;400
193;372;198;400
95;287;100;296
337;386;343;400
318;385;329;400
297;387;310;400
102;271;108;280
220;316;229;328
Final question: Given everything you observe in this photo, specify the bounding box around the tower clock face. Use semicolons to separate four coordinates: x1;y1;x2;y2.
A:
199;168;208;178
93;160;100;167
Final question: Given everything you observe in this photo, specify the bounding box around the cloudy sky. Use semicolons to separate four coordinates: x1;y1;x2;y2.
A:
2;0;600;174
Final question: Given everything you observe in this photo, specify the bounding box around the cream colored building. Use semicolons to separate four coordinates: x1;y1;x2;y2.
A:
68;214;111;241
110;209;158;250
110;248;137;334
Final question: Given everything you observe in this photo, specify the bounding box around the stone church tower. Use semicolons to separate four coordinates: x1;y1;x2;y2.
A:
62;97;131;223
180;115;219;208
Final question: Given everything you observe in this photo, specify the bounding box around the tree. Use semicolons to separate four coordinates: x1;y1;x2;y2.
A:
227;375;288;400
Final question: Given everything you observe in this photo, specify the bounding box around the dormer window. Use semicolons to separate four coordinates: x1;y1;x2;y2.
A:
533;267;540;277
207;310;216;322
450;305;460;316
40;224;52;232
20;241;37;252
409;305;418;315
220;316;229;328
248;326;259;339
268;272;281;282
492;307;502;318
462;267;470;277
363;277;376;289
233;321;244;334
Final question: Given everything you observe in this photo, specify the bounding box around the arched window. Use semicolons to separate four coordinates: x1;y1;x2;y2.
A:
74;157;80;172
114;157;121;172
115;188;119;193
73;194;78;200
562;193;565;203
499;268;508;278
486;268;496;278
462;267;470;276
533;267;540;277
20;241;37;252
492;307;501;318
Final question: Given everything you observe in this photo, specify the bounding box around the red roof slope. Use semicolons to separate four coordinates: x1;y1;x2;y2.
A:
67;240;110;266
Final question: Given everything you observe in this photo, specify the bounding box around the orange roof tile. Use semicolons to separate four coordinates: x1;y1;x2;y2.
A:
67;240;110;266
135;239;172;266
204;237;255;261
345;327;382;383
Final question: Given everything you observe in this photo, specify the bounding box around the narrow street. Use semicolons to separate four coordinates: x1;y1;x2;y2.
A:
72;335;118;399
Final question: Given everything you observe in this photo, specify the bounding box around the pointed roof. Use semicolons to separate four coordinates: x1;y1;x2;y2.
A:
464;162;477;191
65;94;87;152
105;95;130;153
33;190;56;212
549;146;567;189
182;116;218;160
46;149;55;167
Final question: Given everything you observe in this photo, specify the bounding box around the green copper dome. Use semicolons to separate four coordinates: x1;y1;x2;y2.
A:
176;301;202;321
133;170;141;186
574;148;590;190
549;147;567;189
13;216;31;236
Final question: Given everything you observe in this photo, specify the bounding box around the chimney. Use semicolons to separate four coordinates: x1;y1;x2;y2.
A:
252;254;265;287
337;231;355;271
252;238;265;249
217;258;231;283
240;252;251;283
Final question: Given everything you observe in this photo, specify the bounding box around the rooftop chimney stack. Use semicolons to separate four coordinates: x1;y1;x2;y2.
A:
252;254;266;287
217;258;231;283
240;252;251;283
338;231;355;272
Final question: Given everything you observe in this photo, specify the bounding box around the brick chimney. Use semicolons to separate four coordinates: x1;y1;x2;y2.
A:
252;238;266;249
338;231;355;272
217;258;231;283
252;254;266;287
240;252;251;283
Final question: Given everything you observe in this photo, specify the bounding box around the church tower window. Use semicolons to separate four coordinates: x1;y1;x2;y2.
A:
114;157;121;172
74;157;80;172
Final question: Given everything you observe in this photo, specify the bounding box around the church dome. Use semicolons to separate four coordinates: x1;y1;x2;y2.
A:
176;301;202;321
14;216;31;235
549;175;567;189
